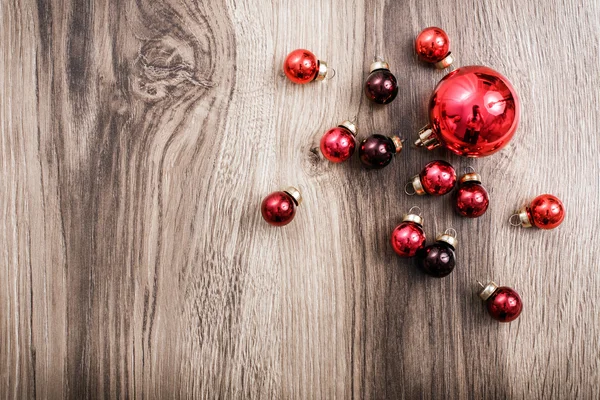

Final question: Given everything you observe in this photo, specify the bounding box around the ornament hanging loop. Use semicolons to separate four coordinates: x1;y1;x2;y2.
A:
408;205;422;216
444;228;457;238
464;166;476;174
509;214;522;226
326;68;336;80
405;182;416;196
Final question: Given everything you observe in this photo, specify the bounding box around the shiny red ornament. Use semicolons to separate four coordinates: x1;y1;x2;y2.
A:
454;169;489;218
479;281;523;322
283;49;329;84
261;187;302;226
359;134;403;169
391;209;426;257
415;27;454;68
320;121;357;163
406;160;456;196
415;66;520;158
511;194;565;230
364;60;398;104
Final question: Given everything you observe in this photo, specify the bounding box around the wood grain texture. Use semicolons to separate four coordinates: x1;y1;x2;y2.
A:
1;0;599;398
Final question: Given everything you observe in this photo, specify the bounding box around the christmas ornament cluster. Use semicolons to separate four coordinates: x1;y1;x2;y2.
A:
262;27;566;323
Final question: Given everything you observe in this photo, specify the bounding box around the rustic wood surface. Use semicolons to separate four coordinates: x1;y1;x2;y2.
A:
1;0;599;398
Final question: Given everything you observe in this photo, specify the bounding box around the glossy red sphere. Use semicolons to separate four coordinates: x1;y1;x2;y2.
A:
486;287;523;322
261;191;297;226
454;182;489;217
527;194;565;229
429;66;520;157
283;49;319;84
420;160;456;195
364;69;398;104
415;27;450;63
391;222;426;257
320;127;356;163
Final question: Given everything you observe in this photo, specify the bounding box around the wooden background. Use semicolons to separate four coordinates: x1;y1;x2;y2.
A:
2;0;599;398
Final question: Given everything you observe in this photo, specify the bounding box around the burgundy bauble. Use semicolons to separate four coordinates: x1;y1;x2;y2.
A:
408;160;456;196
454;170;489;218
415;230;457;277
415;66;520;158
479;282;522;322
512;194;565;230
320;121;357;163
415;27;453;68
364;61;398;104
359;134;403;169
391;212;426;258
283;49;328;84
261;187;302;226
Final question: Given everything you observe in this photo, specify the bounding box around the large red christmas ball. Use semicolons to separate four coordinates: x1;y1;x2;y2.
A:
528;194;565;229
486;287;523;322
261;190;298;226
390;221;426;257
423;66;520;157
283;49;319;84
419;160;456;195
320;124;356;163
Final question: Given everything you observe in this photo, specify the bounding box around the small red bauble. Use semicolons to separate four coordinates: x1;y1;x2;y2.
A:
406;160;456;196
391;209;426;257
414;66;520;158
261;187;302;226
454;168;489;218
364;60;398;104
320;120;357;163
283;49;329;84
479;281;523;322
511;194;565;230
415;27;454;69
359;134;403;169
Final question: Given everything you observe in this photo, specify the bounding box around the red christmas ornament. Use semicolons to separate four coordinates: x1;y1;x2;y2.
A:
510;194;565;230
391;208;426;257
283;49;329;84
261;187;302;226
415;27;454;69
454;168;489;218
406;160;456;196
478;281;523;322
320;120;357;163
359;134;403;169
415;229;458;278
364;60;398;104
414;66;520;158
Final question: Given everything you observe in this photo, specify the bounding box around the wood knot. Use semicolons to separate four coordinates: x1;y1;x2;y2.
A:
131;36;214;103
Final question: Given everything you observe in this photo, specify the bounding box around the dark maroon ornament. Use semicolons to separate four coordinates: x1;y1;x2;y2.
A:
359;134;403;169
478;281;523;322
261;187;302;226
454;168;489;218
364;60;398;105
415;229;457;277
406;160;456;196
391;208;426;258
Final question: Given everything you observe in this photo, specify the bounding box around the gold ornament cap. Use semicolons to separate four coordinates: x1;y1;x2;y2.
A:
459;172;482;185
518;208;532;228
478;281;498;301
369;61;390;73
339;120;357;136
402;213;423;227
283;186;302;206
435;52;454;69
316;61;328;81
414;125;441;150
390;135;403;154
436;229;458;249
410;175;426;196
